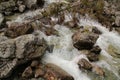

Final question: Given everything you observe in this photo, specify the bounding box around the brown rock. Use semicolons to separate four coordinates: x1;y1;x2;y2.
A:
72;30;99;50
5;22;34;38
44;63;74;80
22;66;33;78
87;52;99;62
34;68;45;78
78;58;92;71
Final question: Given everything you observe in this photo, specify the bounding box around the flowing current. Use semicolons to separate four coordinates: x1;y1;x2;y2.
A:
38;17;120;80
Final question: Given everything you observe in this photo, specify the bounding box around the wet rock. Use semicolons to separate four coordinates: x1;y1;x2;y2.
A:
44;63;74;80
87;52;99;62
78;58;92;71
90;45;101;54
5;22;34;38
47;44;54;53
0;39;15;58
0;59;18;78
92;64;105;76
22;66;33;78
72;30;99;50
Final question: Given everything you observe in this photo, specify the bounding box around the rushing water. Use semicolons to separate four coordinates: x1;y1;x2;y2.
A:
8;0;120;79
39;17;120;80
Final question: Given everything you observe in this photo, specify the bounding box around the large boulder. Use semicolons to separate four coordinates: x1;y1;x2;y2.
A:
15;34;47;59
72;29;99;50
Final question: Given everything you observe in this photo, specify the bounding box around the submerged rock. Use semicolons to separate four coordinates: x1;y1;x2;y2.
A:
44;63;74;80
72;29;99;50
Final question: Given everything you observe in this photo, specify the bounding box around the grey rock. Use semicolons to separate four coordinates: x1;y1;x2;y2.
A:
0;59;18;78
15;34;47;59
0;36;8;42
15;34;36;59
0;39;15;58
